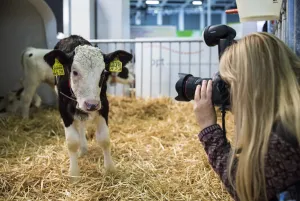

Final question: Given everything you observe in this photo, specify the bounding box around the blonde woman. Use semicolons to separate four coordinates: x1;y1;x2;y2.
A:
194;32;300;201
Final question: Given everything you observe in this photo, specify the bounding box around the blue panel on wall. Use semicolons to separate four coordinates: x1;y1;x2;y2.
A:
227;14;239;24
295;0;300;56
287;0;295;51
204;14;222;26
184;14;200;30
144;14;158;25
163;14;178;28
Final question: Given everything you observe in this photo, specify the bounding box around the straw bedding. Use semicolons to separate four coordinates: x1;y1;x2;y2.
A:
0;96;235;201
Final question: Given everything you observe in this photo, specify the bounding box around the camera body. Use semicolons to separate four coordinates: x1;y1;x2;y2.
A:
174;24;236;110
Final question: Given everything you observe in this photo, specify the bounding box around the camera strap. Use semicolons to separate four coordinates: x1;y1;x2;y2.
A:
220;104;227;137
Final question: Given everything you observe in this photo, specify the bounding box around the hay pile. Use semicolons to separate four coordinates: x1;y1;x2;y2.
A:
0;96;235;201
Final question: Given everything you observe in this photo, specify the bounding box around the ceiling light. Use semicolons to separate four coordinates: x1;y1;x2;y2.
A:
146;0;160;5
192;1;203;5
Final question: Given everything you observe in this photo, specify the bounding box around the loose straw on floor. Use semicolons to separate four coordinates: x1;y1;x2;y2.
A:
0;96;234;201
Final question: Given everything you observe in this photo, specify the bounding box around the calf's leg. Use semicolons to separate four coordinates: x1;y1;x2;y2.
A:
96;116;115;173
65;123;80;179
32;93;42;108
78;121;88;157
20;79;39;118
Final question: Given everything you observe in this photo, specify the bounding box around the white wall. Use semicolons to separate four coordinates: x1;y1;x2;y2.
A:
0;0;57;105
122;0;130;40
96;0;130;39
70;0;95;39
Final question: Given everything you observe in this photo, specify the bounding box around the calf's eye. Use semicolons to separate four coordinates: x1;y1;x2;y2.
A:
73;71;78;76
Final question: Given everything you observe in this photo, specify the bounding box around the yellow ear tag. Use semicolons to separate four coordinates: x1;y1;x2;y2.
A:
109;58;122;73
52;58;65;76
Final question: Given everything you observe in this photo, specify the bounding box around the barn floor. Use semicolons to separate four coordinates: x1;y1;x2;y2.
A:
0;96;234;201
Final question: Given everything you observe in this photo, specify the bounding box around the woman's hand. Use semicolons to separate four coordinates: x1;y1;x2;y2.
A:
193;80;217;129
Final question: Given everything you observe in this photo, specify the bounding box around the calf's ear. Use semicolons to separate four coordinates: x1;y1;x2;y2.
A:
43;50;72;68
103;50;133;72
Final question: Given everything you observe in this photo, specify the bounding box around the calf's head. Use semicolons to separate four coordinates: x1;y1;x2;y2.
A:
0;90;22;113
44;45;132;112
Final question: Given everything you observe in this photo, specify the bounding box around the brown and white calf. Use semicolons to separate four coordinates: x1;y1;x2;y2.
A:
43;35;132;180
106;60;134;85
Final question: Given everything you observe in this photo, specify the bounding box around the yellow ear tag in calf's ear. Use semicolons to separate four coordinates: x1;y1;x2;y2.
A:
109;58;122;72
53;58;65;76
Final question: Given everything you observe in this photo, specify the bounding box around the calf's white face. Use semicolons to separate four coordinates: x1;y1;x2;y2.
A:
71;45;105;112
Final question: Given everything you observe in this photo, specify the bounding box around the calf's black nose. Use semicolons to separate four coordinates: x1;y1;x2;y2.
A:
84;100;100;111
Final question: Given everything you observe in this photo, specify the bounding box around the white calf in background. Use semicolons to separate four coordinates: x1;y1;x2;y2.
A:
19;47;55;118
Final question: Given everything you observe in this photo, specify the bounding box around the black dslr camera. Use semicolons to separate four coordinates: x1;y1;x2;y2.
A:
175;24;236;109
174;24;237;136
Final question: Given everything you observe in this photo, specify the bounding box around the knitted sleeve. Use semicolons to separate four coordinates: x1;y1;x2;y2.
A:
198;124;238;200
198;123;300;201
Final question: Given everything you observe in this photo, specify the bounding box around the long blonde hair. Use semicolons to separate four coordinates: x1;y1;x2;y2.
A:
219;32;300;201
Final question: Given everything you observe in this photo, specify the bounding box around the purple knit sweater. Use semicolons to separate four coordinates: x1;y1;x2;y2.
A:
198;123;300;201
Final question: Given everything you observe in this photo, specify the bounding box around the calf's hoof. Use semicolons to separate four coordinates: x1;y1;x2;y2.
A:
69;167;80;179
70;175;80;183
69;169;80;183
21;112;30;119
21;109;30;119
22;115;29;119
104;161;116;174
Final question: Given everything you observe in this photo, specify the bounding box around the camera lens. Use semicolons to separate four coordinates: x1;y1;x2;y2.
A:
175;73;210;101
184;76;203;100
174;74;191;101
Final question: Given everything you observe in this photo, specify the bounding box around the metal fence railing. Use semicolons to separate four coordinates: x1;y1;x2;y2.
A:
89;38;219;99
